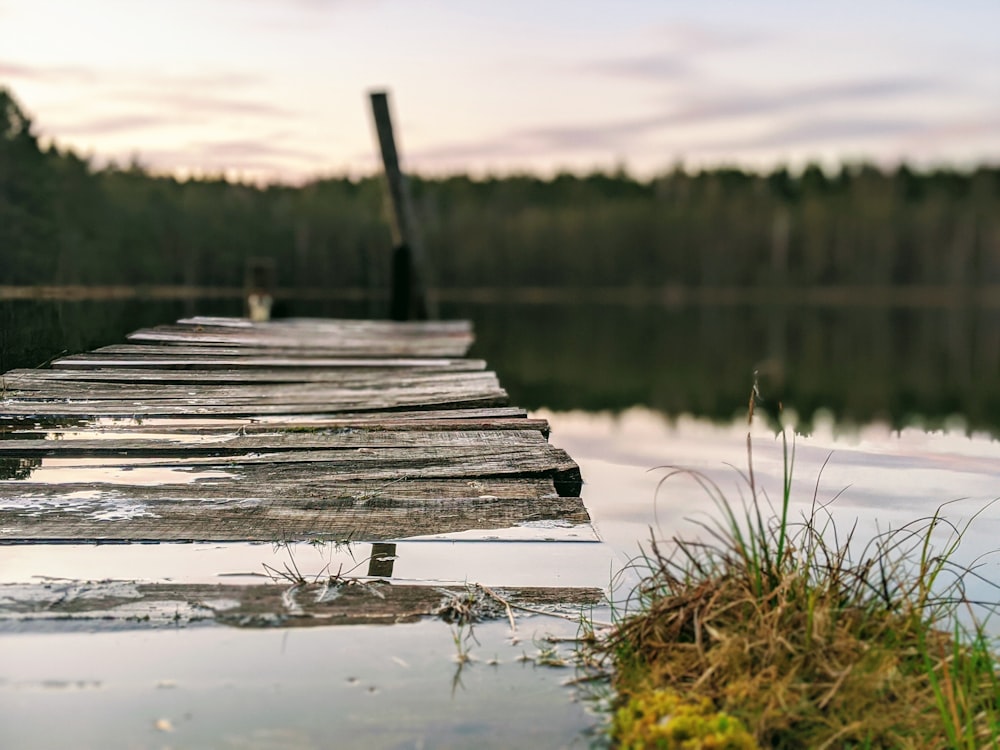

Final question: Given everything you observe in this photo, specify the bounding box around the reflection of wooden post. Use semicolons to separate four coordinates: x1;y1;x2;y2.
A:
244;257;275;321
367;542;397;578
369;91;435;321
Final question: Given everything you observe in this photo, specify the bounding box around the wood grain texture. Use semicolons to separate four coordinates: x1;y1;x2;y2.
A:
0;580;604;628
0;428;548;455
0;493;589;542
1;362;488;386
0;316;588;547
124;318;473;356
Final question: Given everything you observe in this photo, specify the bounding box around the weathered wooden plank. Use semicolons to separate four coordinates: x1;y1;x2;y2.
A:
100;342;473;358
135;319;472;340
0;442;582;496
2;372;501;402
125;319;473;356
0;314;589;560
0;362;488;386
0;429;549;456
0;416;548;440
15;441;573;469
0;581;603;629
175;316;472;333
0;476;560;501
0;385;509;416
0;407;532;433
0;492;590;542
0;441;580;487
50;354;478;370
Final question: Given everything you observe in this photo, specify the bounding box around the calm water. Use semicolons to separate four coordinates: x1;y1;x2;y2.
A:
2;296;1000;748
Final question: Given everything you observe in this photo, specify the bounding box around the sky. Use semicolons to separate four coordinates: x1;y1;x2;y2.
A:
1;0;998;184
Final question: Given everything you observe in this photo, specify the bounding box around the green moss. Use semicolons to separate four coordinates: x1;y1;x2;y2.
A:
612;689;758;749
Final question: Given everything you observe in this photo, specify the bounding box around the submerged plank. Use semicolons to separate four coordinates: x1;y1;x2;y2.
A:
0;580;603;629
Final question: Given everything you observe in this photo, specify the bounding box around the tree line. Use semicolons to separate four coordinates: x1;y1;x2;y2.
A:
3;87;999;293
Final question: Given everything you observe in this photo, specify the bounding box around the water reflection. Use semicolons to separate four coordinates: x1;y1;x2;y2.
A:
459;302;1000;433
541;408;1000;623
5;297;1000;432
367;542;397;577
0;457;40;481
0;539;614;590
0;618;598;749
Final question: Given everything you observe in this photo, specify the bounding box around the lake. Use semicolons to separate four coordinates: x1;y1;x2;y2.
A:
2;295;999;748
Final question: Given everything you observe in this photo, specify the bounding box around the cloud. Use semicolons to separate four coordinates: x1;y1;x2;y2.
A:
578;21;771;85
694;118;927;154
0;60;267;95
44;102;289;139
131;91;291;118
409;76;943;164
0;60;97;83
764;118;927;147
582;53;692;82
102;137;330;182
51;114;175;136
189;138;323;161
154;72;268;92
27;88;291;138
654;21;768;53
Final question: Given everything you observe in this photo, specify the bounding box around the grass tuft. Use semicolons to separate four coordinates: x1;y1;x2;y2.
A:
586;394;1000;749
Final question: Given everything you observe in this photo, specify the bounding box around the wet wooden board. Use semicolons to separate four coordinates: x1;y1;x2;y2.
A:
0;441;582;493
0;387;509;417
2;374;500;402
173;316;474;337
51;354;482;370
0;316;594;619
95;344;473;359
0;493;589;543
0;408;535;436
2;371;500;400
0;415;549;438
127;318;474;357
0;362;488;386
6;440;575;470
0;581;603;629
0;476;591;542
0;476;560;501
0;428;548;455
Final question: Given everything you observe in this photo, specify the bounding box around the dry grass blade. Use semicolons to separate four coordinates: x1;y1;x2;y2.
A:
584;382;1000;749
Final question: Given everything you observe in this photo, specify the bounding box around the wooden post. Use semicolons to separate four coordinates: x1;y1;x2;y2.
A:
244;257;275;321
369;91;436;321
366;542;397;578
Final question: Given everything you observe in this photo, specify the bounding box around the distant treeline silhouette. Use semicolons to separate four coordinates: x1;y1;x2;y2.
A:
3;87;999;292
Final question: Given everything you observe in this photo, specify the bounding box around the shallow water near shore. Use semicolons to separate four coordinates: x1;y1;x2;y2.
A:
0;618;601;750
3;298;1000;746
4;409;1000;747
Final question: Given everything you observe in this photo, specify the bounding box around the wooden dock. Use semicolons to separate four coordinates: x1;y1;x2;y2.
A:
0;316;599;627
